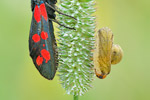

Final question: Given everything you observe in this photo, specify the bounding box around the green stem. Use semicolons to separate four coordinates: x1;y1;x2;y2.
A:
74;95;78;100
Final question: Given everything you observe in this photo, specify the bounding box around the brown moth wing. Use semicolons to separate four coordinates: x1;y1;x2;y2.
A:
93;27;113;79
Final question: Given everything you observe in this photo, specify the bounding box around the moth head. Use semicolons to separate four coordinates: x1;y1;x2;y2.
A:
95;66;111;79
96;74;107;79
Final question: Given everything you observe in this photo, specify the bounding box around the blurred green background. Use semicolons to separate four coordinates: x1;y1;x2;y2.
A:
0;0;150;100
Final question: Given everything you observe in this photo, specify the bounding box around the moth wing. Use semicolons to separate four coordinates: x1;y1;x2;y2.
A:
29;3;56;80
93;27;113;76
48;21;58;67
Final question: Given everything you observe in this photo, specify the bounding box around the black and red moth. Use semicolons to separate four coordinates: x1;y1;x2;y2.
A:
29;0;58;80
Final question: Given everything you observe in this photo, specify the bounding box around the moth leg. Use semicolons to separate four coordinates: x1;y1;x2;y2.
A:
45;2;77;20
49;18;76;30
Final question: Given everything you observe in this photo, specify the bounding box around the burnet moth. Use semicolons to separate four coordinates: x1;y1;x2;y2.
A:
29;0;76;80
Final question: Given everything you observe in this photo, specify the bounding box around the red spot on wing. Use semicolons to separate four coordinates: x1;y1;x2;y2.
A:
43;44;45;47
34;5;41;23
41;31;48;40
36;55;43;66
32;34;40;42
40;3;48;20
41;49;51;63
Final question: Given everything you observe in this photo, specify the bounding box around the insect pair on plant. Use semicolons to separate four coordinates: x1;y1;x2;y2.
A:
29;0;76;80
29;0;123;80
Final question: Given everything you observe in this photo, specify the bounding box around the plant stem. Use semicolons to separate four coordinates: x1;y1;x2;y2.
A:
74;95;78;100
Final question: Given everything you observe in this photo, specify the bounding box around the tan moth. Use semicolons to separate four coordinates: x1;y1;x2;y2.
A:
93;27;123;79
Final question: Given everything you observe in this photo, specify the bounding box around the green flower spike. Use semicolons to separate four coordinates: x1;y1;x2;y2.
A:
58;0;96;97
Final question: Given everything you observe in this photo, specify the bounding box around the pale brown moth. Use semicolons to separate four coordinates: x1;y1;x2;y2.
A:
93;27;123;79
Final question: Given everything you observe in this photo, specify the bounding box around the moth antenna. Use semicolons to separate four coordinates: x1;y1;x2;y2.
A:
45;2;77;20
49;18;76;30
